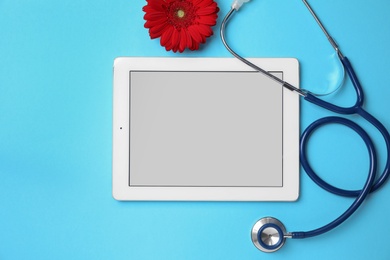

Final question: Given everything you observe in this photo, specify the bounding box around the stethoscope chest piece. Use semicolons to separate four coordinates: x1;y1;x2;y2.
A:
251;217;288;253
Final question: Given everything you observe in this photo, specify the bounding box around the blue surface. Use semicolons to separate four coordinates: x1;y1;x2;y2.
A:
1;0;390;259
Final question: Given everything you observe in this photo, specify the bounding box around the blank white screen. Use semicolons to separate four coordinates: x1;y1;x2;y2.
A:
129;71;283;187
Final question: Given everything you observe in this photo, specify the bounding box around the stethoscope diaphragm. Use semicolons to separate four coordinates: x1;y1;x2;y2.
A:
251;217;288;253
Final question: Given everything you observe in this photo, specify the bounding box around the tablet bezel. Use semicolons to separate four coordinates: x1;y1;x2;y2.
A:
112;57;299;201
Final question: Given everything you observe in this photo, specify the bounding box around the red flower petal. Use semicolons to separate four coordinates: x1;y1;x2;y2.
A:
193;0;213;8
143;0;166;11
197;24;213;37
197;14;218;26
144;12;165;21
196;6;219;15
191;40;200;51
187;25;205;43
160;26;174;46
179;29;189;52
171;29;180;51
149;22;170;39
144;17;167;29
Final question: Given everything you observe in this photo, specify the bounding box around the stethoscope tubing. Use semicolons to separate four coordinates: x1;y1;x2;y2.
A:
303;56;364;114
297;58;390;238
291;59;390;238
297;116;377;239
303;56;390;195
358;108;390;192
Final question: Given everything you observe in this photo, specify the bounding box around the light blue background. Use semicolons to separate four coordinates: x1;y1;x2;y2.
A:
1;0;390;259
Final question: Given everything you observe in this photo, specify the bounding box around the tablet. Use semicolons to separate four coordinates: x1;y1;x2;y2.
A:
112;57;299;201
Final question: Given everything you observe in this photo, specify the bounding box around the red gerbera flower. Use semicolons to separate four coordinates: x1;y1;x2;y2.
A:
143;0;220;53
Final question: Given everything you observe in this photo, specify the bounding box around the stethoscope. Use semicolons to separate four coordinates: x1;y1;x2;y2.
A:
220;0;390;253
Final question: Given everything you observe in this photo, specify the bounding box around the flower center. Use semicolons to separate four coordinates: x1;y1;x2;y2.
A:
177;9;185;18
167;1;196;29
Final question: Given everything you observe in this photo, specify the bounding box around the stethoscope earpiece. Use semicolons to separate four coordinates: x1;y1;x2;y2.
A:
251;217;289;253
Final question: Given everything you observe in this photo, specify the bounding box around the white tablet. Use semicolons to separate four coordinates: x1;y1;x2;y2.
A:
113;57;300;201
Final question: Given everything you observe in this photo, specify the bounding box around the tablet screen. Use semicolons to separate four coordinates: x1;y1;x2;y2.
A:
129;71;282;187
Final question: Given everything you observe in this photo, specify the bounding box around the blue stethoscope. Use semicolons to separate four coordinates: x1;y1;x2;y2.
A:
221;0;390;253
